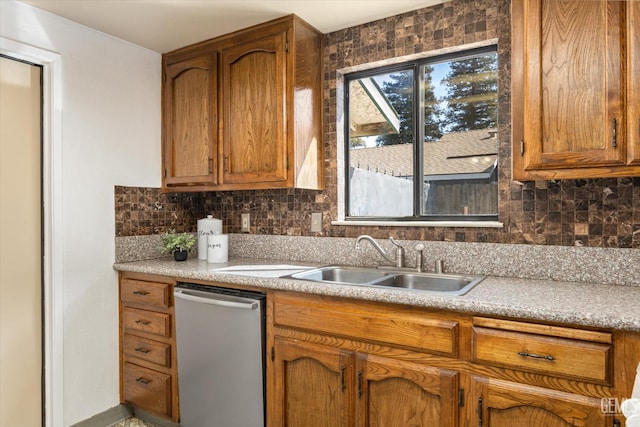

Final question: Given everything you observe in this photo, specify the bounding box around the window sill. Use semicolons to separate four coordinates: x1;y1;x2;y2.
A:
331;220;504;228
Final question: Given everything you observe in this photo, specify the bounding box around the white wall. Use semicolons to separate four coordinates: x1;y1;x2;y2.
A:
0;1;161;425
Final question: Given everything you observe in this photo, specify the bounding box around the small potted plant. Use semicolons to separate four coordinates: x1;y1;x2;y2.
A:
160;230;196;261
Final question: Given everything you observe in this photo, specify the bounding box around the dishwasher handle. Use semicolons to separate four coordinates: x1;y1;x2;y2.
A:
174;289;259;310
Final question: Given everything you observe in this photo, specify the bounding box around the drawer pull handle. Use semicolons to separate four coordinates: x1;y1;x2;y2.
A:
135;376;152;385
133;290;149;296
134;347;150;354
340;366;346;392
357;370;363;398
135;319;150;326
518;350;555;361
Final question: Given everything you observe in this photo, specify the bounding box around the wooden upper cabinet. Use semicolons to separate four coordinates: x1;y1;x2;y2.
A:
220;31;288;186
629;1;640;166
162;53;217;188
161;14;324;191
512;0;640;179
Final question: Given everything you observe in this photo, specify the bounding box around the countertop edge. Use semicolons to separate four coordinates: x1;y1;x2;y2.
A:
113;258;640;333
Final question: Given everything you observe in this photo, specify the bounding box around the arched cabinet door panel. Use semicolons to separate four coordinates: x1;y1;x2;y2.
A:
470;376;609;427
162;54;218;188
220;32;288;186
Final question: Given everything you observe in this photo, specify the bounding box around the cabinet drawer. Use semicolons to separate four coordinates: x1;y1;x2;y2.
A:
122;307;171;338
472;320;612;385
274;293;459;357
123;333;171;367
121;279;170;308
123;363;171;417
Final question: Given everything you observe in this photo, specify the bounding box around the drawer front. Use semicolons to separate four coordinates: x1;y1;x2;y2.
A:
123;307;171;338
274;293;458;357
123;333;171;367
472;326;612;384
123;363;171;417
121;279;170;308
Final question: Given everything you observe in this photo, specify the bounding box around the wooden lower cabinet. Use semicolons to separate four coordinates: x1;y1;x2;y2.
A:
469;376;608;427
269;292;629;427
272;337;458;427
119;272;179;422
273;338;351;426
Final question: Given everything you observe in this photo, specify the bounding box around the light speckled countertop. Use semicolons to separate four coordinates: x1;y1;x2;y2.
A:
113;257;640;332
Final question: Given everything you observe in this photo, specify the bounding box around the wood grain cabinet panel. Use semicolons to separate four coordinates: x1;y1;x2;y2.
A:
273;292;459;357
161;14;324;191
118;273;178;422
162;52;218;188
269;292;634;427
272;337;352;427
472;327;612;385
220;31;287;185
123;333;171;367
356;354;458;427
123;363;172;419
121;279;170;308
122;307;171;338
512;0;640;179
469;377;609;427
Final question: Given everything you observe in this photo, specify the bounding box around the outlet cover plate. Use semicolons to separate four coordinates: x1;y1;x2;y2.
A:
241;213;250;233
311;212;322;232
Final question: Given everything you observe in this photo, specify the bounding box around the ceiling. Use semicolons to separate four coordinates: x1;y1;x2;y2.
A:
20;0;445;53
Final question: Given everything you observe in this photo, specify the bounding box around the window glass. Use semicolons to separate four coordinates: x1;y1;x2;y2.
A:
346;47;498;221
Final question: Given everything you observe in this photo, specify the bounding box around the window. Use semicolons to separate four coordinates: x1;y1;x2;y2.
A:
345;46;498;222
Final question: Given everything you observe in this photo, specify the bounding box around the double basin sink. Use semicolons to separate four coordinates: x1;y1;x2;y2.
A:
283;265;484;296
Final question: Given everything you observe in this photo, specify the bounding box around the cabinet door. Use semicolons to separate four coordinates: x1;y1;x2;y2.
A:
163;54;218;187
629;0;640;165
514;0;626;177
470;376;609;427
355;354;458;427
220;31;289;186
272;338;352;427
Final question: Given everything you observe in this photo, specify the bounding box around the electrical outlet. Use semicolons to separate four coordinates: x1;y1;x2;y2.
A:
241;213;250;233
310;212;322;232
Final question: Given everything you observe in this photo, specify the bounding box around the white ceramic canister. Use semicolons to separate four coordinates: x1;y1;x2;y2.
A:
207;234;229;263
197;215;222;260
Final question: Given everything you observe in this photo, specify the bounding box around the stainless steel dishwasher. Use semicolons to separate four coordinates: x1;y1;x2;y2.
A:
174;283;266;427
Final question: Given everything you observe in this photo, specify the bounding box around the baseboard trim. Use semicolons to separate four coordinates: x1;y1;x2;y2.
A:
70;404;132;427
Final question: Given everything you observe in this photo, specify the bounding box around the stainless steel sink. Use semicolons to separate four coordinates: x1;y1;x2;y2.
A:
285;266;484;295
374;272;483;295
288;266;392;285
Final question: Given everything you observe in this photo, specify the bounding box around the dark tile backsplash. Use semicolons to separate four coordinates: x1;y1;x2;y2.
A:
115;0;640;249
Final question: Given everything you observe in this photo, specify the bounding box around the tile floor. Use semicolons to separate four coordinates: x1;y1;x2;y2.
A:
111;417;163;427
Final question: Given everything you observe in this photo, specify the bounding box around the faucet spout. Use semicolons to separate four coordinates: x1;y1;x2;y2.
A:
354;235;405;268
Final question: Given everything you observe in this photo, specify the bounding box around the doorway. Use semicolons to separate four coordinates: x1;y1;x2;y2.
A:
0;55;43;426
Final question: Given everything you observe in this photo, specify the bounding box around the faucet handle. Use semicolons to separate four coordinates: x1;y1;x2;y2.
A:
389;237;405;268
414;243;425;272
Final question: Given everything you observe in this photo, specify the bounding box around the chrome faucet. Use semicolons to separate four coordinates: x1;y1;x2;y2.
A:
354;235;405;268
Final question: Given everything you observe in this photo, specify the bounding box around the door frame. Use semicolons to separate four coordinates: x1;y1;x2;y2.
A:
1;37;64;427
